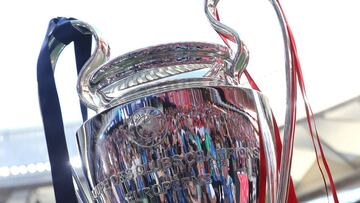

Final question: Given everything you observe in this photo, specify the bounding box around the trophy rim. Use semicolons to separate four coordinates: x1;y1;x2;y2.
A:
78;84;266;128
78;41;234;111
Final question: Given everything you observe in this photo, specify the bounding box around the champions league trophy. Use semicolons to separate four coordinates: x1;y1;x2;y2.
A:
77;38;275;203
37;0;318;203
74;3;278;201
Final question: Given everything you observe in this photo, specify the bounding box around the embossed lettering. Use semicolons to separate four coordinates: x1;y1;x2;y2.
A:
142;187;153;198
136;164;145;176
161;157;172;170
161;181;172;191
152;184;162;196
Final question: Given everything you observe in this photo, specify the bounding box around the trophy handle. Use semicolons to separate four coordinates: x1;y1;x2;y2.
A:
205;1;279;202
48;20;111;111
71;21;111;111
46;19;109;202
204;0;250;82
269;1;297;203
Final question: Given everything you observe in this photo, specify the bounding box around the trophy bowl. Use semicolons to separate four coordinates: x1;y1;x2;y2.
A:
75;42;277;203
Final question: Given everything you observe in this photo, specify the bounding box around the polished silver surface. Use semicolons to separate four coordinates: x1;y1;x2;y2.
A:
48;20;111;111
77;86;276;203
69;0;284;202
73;21;111;111
269;1;296;202
205;0;249;80
76;39;252;112
71;3;250;112
88;42;232;112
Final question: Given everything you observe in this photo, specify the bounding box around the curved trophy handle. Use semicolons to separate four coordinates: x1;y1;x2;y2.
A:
72;21;111;111
205;1;278;203
269;1;296;203
49;20;111;111
45;19;108;203
204;0;250;82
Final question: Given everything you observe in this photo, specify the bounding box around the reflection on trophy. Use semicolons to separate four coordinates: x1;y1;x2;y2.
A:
78;86;271;203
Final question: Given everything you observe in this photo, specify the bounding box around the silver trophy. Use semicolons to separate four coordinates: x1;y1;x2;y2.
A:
49;1;282;202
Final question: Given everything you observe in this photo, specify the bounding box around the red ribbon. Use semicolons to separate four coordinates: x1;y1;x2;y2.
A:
215;0;339;202
244;71;298;203
277;1;339;201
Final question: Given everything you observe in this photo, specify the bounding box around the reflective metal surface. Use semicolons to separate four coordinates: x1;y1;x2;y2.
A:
48;20;111;111
68;0;282;202
86;42;232;112
77;86;276;203
205;0;249;79
70;17;248;112
269;1;296;202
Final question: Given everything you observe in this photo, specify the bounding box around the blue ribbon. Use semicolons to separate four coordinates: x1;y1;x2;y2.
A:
37;17;92;203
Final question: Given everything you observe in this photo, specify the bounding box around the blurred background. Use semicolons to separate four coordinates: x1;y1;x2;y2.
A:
0;0;359;202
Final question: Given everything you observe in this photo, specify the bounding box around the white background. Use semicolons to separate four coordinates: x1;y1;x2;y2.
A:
0;0;359;130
